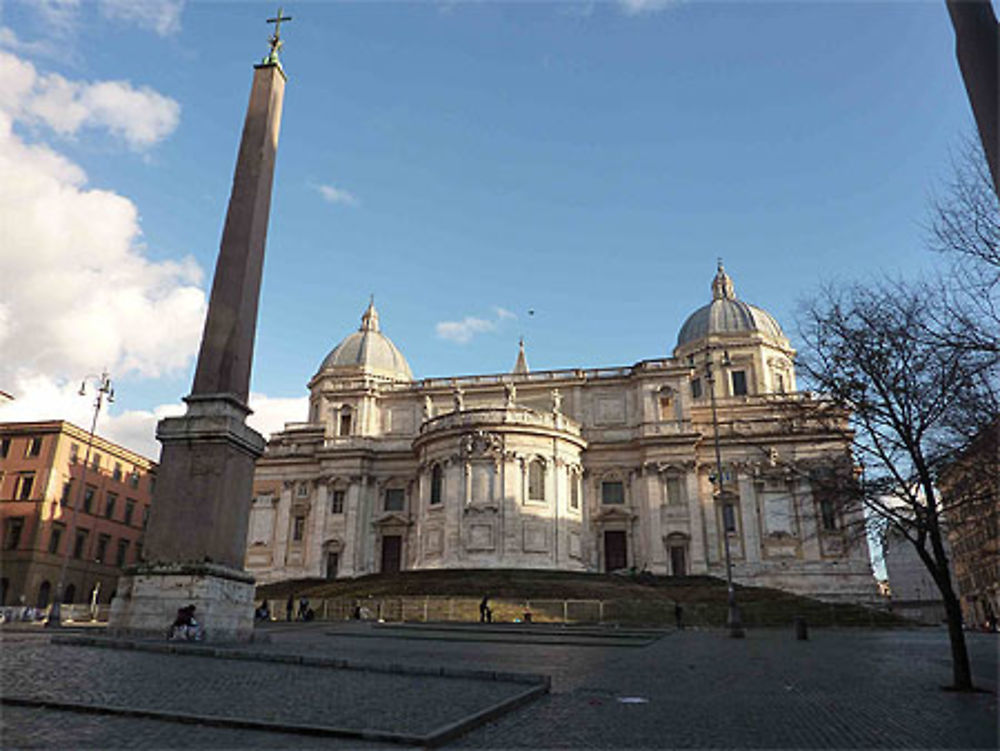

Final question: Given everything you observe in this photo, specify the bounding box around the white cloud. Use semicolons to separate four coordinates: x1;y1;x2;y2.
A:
314;182;360;208
0;49;204;432
436;316;496;344
0;50;180;150
495;307;517;321
99;0;185;37
619;0;681;15
0;27;59;59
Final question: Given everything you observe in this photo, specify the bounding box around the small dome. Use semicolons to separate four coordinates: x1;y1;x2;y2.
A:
318;299;413;381
676;263;786;349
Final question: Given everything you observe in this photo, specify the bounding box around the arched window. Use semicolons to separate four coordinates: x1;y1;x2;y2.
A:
528;459;546;501
63;583;76;604
36;581;50;608
430;464;443;505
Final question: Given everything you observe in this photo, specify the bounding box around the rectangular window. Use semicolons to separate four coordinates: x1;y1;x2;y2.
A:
129;470;140;489
292;515;305;541
384;488;405;512
601;481;625;505
775;373;785;394
297;482;309;498
0;437;9;458
48;524;64;554
83;485;96;514
15;473;35;500
331;490;345;514
91;453;101;471
141;505;149;529
528;461;546;501
95;534;110;563
722;503;737;533
60;480;73;507
3;517;24;550
666;476;684;506
820;496;838;531
116;539;129;567
112;463;123;482
570;475;580;510
691;378;702;399
731;370;748;396
105;493;117;519
73;529;89;559
25;436;42;457
124;499;136;526
69;443;79;463
339;413;352;437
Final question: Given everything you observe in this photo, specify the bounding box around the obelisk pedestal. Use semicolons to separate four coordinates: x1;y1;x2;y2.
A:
110;45;288;642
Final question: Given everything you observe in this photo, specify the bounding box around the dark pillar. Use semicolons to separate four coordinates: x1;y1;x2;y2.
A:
946;0;999;198
110;55;287;642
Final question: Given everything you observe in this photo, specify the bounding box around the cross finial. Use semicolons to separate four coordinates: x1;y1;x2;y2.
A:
263;7;292;65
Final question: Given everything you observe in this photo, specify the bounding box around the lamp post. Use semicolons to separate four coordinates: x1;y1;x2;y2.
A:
703;352;745;638
45;371;114;628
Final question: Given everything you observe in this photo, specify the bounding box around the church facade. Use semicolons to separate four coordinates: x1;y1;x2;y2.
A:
246;265;876;602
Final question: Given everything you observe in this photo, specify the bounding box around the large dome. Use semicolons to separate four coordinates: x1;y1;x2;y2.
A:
318;300;413;381
676;264;786;349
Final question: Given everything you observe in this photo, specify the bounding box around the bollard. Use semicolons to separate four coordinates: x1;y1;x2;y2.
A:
794;615;808;640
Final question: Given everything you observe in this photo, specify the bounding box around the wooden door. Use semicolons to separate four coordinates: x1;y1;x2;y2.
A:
670;545;687;576
381;535;402;573
604;531;627;572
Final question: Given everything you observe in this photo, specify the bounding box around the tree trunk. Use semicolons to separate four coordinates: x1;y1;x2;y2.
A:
942;587;975;690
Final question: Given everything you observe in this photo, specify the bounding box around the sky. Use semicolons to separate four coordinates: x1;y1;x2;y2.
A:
0;0;983;459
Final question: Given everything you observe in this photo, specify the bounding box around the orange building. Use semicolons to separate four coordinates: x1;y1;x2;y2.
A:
0;421;156;611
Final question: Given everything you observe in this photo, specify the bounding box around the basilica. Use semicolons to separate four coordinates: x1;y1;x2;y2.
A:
246;264;876;603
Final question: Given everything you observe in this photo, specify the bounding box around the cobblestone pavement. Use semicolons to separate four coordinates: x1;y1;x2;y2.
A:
1;625;997;749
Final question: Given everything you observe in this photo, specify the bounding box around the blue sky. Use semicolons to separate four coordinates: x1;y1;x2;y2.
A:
0;0;981;456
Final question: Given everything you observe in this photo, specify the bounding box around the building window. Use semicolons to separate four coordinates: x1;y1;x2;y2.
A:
570;474;580;510
69;443;79;463
3;517;24;550
331;490;345;515
430;465;443;505
112;463;123;482
691;378;702;400
602;481;625;505
91;453;101;471
60;481;73;507
129;470;140;489
731;370;748;396
666;476;684;506
292;516;305;541
105;493;117;519
297;482;309;498
339;409;352;437
73;530;89;559
775;373;785;394
0;438;9;458
141;505;149;529
820;496;838;531
124;499;136;526
83;485;96;514
48;525;64;555
528;460;546;501
384;488;405;512
115;539;129;567
15;473;35;500
659;396;674;420
95;534;110;563
25;436;42;457
722;503;737;533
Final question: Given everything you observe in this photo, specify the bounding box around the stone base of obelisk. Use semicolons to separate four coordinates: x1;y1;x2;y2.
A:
109;562;256;642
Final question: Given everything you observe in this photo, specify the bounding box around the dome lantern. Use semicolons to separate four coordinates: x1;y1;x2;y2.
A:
316;299;413;381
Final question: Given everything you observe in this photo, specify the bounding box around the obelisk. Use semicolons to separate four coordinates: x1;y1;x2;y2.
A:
110;12;291;642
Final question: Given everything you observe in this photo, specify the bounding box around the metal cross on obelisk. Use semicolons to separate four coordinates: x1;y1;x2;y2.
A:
262;7;292;66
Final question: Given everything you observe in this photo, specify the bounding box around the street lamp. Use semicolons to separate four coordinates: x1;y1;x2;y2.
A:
45;371;114;628
702;351;745;638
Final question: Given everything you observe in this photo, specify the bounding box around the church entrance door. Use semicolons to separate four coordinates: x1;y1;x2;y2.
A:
670;545;687;576
381;535;402;573
326;552;339;580
604;531;627;572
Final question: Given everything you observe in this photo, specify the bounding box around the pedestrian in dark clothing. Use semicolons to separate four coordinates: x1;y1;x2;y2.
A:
286;594;294;622
298;596;309;621
674;602;684;630
480;595;491;623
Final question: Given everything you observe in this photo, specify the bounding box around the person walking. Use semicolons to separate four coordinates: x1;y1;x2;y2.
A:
674;602;684;630
286;593;294;622
479;595;492;623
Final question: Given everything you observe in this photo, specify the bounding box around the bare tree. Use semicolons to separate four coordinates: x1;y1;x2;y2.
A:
799;280;998;691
